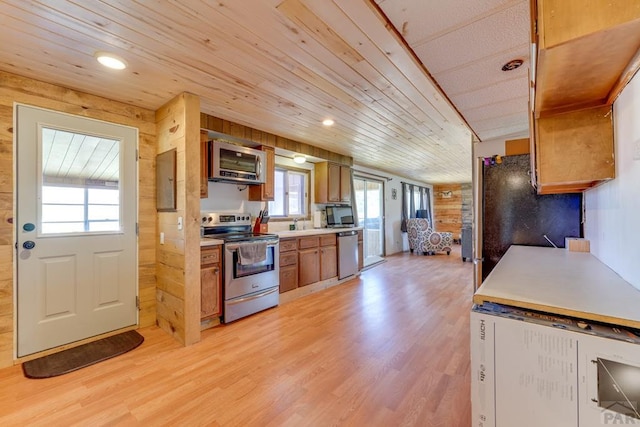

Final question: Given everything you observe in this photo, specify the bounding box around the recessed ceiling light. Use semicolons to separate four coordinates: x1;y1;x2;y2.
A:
322;119;334;126
501;59;523;71
293;154;306;164
95;52;127;70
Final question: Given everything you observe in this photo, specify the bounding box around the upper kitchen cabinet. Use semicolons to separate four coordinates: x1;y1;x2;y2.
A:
533;0;640;113
248;145;275;201
534;105;614;194
530;0;640;193
315;162;351;204
200;130;208;199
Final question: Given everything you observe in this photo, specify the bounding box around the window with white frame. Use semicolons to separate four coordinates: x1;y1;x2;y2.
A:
269;167;309;217
41;184;120;234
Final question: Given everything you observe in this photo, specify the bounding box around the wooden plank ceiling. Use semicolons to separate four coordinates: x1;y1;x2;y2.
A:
0;0;531;184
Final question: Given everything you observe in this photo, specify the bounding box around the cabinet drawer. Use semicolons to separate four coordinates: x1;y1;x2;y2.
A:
201;246;221;266
280;239;298;253
298;236;319;249
320;234;336;246
280;251;298;267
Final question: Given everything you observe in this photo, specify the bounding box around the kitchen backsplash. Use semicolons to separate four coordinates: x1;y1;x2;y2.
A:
201;180;326;231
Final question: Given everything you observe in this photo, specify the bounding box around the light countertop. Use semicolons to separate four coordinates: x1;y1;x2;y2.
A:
200;238;224;247
200;227;362;246
474;245;640;329
274;227;362;238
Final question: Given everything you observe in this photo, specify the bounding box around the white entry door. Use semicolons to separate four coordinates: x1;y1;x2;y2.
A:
16;104;138;357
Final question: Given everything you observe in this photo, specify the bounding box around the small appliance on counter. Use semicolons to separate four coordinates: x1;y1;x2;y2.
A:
326;205;355;228
313;210;323;228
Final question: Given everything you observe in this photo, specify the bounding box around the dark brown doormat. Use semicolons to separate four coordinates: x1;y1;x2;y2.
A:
22;330;144;379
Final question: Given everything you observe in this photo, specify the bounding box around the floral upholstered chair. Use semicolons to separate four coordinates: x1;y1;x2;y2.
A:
406;218;453;256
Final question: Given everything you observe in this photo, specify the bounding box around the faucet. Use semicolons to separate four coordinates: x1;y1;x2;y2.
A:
293;218;299;230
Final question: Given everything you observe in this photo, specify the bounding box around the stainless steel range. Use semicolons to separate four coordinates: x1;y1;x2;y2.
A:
201;212;279;323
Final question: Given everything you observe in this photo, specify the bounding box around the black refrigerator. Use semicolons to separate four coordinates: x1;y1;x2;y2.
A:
481;154;582;281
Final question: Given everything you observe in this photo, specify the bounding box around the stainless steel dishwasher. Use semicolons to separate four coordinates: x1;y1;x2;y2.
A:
337;230;359;279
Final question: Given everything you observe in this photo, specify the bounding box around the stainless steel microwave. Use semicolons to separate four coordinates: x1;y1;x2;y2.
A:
209;140;266;185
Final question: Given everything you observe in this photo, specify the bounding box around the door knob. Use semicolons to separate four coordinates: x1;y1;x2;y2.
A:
23;241;35;250
23;223;35;232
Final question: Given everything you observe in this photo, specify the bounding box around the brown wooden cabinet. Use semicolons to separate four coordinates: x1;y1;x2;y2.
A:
315;162;351;204
529;0;637;193
248;145;275;201
200;130;209;198
533;0;640;114
298;236;320;286
200;245;221;319
319;234;337;281
278;232;353;293
533;105;614;194
279;238;298;293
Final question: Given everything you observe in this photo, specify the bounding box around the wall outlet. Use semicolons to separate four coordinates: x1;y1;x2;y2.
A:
160;232;165;245
634;139;640;160
177;216;183;230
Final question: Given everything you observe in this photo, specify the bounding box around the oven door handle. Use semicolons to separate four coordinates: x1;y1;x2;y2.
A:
226;287;278;305
225;240;279;251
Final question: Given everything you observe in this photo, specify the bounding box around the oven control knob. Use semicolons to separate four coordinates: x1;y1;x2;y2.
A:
207;216;213;223
202;217;206;224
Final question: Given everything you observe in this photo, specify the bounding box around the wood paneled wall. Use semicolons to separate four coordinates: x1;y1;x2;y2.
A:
433;184;463;238
201;113;353;166
0;71;157;368
156;94;201;346
461;183;473;229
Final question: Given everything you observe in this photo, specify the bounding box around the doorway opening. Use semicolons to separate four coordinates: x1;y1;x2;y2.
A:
354;176;385;267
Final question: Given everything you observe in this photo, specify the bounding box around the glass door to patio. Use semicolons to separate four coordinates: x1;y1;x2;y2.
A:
354;176;384;267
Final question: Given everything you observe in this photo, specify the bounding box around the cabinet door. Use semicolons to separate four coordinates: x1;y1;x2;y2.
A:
320;245;337;280
201;264;220;318
298;248;320;286
535;105;614;193
340;165;351;202
328;163;341;202
279;264;298;293
200;130;208;199
248;145;275;201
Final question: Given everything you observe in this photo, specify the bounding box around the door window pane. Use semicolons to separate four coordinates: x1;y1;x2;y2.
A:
42;186;84;204
40;127;121;234
88;188;119;204
354;176;384;265
42;204;85;222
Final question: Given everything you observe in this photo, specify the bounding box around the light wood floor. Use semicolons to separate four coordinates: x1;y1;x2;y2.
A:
0;247;474;426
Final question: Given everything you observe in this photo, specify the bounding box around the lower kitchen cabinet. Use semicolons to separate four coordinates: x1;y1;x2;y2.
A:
278;232;356;293
298;236;320;287
319;234;337;280
201;245;221;319
299;251;320;287
279;238;298;293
